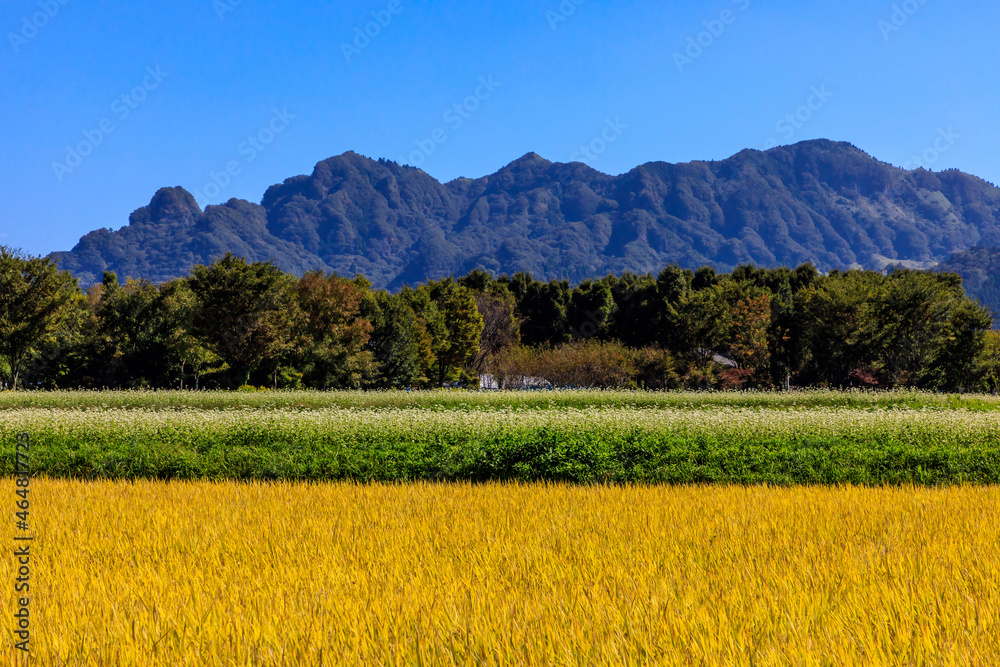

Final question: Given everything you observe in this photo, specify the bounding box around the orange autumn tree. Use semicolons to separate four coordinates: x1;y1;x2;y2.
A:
725;290;773;386
291;271;376;388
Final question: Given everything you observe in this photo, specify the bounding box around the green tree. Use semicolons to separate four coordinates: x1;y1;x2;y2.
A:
880;271;992;390
673;283;727;364
188;254;293;387
512;276;571;347
159;279;222;389
361;291;425;388
982;330;1000;393
407;279;484;385
94;277;176;387
568;280;613;341
0;247;79;389
606;272;659;348
21;294;91;389
434;281;484;385
399;286;442;385
652;265;694;351
796;271;880;387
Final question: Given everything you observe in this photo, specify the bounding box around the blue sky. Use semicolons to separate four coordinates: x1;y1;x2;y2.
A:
2;0;997;256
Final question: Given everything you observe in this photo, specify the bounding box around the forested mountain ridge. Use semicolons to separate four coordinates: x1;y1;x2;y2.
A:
937;246;1000;324
52;139;1000;289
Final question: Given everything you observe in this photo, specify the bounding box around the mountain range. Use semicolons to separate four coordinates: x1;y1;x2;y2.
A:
52;140;1000;301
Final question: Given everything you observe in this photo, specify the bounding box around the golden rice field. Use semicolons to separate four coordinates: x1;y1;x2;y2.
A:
3;480;999;666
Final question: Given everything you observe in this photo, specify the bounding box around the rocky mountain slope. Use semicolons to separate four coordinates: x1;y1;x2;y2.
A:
52;140;1000;290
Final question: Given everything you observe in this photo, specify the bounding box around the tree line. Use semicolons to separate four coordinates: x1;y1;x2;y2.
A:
2;246;998;392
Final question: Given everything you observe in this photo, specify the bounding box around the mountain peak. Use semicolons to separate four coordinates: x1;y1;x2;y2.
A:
134;187;201;225
504;152;552;169
334;150;375;163
52;142;1000;290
